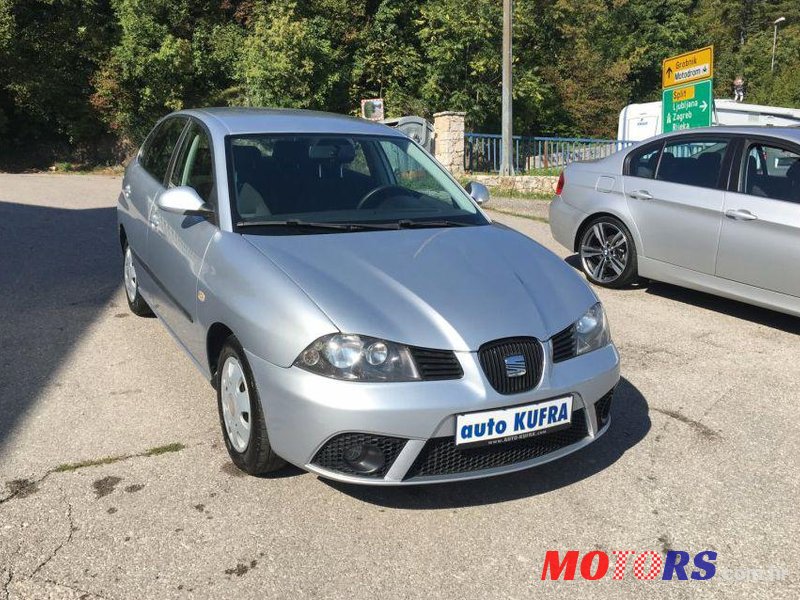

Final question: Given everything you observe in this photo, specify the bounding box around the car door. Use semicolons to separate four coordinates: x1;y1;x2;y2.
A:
146;119;219;362
716;137;800;298
623;135;732;274
124;116;188;271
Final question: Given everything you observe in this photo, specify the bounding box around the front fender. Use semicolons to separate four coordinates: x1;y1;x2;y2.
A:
196;231;338;368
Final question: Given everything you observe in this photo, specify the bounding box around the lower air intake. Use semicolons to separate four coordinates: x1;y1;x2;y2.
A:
405;408;589;479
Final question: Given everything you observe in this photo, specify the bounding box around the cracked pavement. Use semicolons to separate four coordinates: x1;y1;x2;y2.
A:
1;173;799;599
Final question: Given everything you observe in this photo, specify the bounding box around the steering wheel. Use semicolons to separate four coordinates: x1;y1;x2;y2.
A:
356;185;418;210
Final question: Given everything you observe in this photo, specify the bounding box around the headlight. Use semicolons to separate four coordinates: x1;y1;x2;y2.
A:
574;302;611;356
294;334;420;381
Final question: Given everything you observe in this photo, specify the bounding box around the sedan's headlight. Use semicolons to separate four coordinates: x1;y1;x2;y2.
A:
574;302;611;355
294;334;420;381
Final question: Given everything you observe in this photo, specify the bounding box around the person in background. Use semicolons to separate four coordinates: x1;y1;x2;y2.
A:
733;76;745;102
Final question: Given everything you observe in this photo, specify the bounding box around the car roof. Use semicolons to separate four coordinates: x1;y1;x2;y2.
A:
654;125;800;143
177;107;405;137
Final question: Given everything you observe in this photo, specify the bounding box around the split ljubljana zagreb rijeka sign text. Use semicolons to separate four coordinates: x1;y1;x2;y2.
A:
662;79;713;131
661;46;714;132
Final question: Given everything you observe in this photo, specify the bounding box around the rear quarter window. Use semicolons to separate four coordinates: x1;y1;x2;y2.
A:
627;144;662;179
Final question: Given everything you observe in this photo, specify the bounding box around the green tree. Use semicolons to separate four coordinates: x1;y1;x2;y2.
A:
416;0;504;130
0;0;116;165
92;0;243;145
236;1;340;110
350;1;426;118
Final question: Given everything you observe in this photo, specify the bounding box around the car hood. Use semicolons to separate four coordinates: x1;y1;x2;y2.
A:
243;224;597;351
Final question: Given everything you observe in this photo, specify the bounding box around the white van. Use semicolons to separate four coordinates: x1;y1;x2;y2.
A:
617;99;800;141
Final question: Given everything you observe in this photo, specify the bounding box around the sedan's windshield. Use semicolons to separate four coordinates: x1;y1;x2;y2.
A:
227;134;488;231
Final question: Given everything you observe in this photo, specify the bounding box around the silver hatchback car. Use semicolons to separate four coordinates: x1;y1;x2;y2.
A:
118;108;620;485
550;126;800;317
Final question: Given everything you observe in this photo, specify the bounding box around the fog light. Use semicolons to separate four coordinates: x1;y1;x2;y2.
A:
343;443;385;474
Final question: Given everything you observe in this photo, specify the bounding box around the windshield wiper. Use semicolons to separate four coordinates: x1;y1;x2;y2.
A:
236;219;398;231
396;219;470;229
236;219;471;231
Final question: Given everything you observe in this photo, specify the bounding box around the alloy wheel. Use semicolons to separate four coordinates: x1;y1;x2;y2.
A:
580;222;629;284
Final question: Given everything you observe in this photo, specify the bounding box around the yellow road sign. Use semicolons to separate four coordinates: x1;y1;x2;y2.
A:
662;46;713;89
672;86;695;102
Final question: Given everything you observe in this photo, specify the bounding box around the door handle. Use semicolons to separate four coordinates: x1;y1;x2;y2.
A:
725;209;758;221
628;190;653;200
122;184;131;200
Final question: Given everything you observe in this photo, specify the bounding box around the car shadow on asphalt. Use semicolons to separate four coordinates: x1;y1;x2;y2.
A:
644;282;800;334
564;254;799;334
324;377;649;509
0;200;120;452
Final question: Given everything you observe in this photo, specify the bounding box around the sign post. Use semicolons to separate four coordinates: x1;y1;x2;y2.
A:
661;46;714;133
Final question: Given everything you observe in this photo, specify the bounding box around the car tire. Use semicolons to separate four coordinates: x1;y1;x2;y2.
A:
122;242;154;317
216;336;286;476
578;216;638;288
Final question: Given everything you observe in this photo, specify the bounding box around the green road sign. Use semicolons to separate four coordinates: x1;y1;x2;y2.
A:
662;79;713;133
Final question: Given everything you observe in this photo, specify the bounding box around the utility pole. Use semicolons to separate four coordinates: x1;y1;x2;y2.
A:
772;16;786;73
499;0;514;175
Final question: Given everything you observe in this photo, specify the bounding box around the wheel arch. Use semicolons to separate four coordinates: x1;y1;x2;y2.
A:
119;224;128;250
207;322;235;385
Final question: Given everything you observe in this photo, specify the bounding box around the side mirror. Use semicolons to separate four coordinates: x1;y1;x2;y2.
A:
157;186;212;217
465;181;490;205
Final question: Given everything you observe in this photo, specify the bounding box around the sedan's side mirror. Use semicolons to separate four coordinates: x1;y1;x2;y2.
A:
465;181;490;205
157;186;213;217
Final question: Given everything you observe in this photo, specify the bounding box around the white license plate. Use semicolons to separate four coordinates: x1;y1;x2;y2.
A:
455;396;574;447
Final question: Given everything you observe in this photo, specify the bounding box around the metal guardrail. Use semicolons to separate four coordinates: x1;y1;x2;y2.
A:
464;134;636;173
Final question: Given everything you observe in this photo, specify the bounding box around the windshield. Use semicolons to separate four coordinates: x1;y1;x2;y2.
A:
226;134;487;231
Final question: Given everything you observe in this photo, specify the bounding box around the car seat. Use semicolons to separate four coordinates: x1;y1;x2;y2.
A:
786;159;800;202
695;152;721;188
232;145;271;218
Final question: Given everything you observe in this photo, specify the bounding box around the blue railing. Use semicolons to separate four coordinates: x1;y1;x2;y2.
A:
464;134;635;173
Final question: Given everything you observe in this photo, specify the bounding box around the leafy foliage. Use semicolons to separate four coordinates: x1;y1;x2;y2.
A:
2;0;800;167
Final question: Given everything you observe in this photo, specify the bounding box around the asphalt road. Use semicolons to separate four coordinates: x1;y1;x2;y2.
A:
1;173;798;599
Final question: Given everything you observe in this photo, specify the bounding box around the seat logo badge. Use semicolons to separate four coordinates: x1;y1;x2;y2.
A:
504;354;526;378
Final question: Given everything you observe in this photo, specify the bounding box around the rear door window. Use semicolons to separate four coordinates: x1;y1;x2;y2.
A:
141;117;187;183
656;139;729;189
741;142;800;203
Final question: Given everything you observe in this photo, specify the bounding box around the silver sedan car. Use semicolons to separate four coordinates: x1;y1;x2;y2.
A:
550;126;800;317
118;108;619;485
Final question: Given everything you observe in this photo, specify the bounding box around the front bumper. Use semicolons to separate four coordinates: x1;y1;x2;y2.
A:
549;195;587;252
246;342;619;485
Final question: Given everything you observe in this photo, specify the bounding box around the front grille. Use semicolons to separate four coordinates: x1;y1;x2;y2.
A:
551;324;576;362
311;433;406;478
405;408;589;479
409;347;463;381
478;337;543;395
594;388;614;427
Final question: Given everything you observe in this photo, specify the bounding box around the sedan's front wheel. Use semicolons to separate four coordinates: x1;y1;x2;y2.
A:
216;337;286;476
578;216;638;288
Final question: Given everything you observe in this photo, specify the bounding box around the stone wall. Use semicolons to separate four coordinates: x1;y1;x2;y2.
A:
469;174;559;196
433;111;466;175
